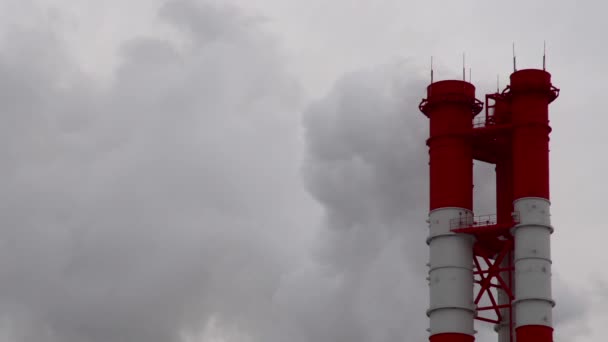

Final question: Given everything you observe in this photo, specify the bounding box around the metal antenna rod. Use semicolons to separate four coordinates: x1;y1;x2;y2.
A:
513;42;517;72
431;56;434;83
463;53;466;81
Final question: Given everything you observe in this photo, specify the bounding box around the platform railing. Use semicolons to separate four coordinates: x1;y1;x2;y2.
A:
473;114;499;128
472;117;487;128
450;213;496;230
450;212;520;230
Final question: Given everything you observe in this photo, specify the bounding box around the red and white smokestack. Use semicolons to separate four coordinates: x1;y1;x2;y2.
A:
509;69;559;342
420;81;482;342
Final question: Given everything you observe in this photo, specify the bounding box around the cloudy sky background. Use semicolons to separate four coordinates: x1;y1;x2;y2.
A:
0;0;604;341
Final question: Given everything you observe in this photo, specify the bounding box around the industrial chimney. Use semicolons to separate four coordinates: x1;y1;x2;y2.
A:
419;66;559;342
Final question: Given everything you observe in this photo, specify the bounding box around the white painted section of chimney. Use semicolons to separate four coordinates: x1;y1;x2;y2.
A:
512;197;554;328
427;207;476;336
495;254;513;342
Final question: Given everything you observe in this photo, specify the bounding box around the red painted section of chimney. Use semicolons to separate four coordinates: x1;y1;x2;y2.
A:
494;96;514;225
429;333;475;342
510;69;555;201
516;325;554;342
421;80;481;211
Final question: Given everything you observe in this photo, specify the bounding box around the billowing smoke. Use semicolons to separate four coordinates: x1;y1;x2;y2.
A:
303;63;429;269
0;0;593;342
0;1;311;341
287;63;430;342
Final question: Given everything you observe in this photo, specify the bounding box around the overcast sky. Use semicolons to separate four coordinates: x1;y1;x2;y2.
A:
0;0;604;341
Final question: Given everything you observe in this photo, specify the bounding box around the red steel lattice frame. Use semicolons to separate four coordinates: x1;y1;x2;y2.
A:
473;240;514;325
452;219;516;341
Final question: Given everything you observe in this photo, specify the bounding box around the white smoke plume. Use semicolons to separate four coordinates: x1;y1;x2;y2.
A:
0;1;310;341
0;0;592;341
